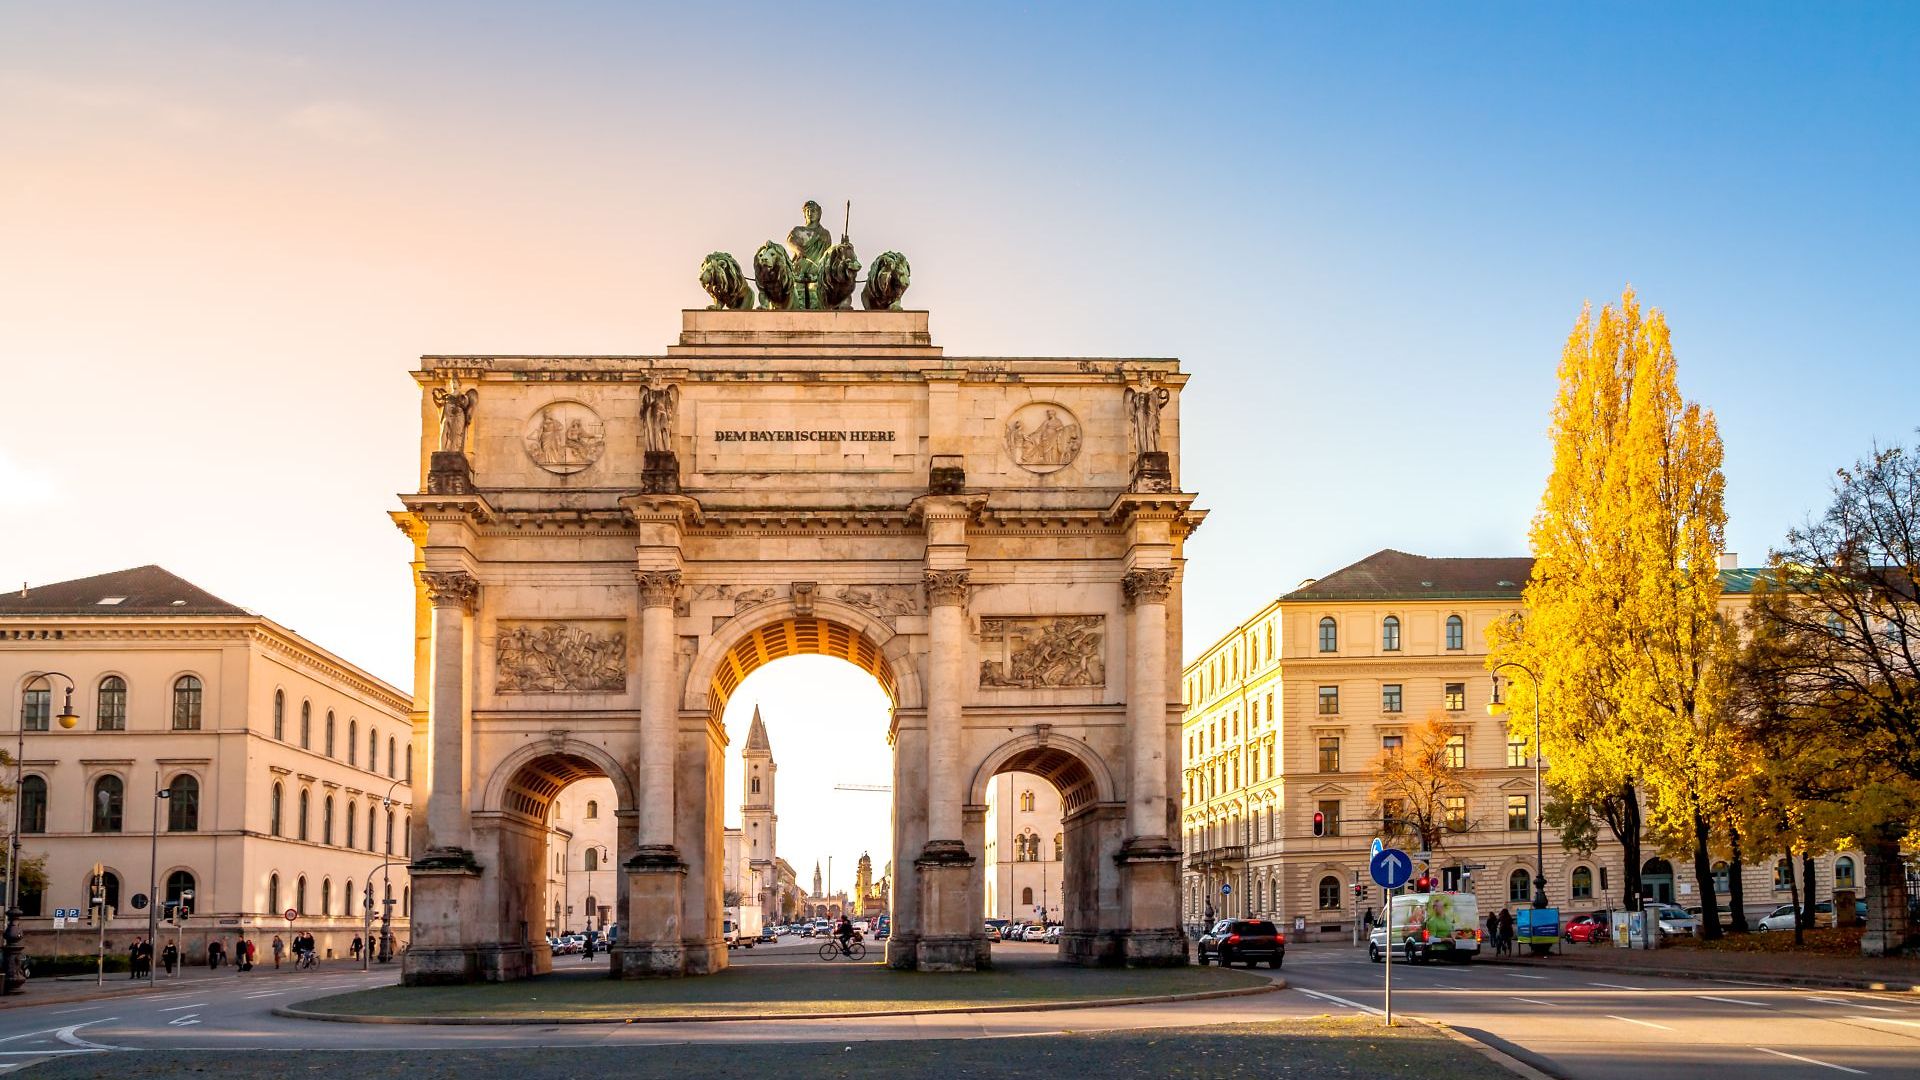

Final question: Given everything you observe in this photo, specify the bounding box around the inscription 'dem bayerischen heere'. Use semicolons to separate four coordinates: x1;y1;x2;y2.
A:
711;429;897;443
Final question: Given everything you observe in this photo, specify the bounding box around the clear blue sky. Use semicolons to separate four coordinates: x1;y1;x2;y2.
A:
4;1;1915;679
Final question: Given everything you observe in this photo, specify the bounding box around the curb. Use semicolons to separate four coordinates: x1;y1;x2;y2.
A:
273;979;1281;1026
1410;1017;1563;1080
1474;953;1920;994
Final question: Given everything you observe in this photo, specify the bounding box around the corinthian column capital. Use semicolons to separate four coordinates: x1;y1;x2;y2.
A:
1122;567;1175;608
420;570;480;611
635;569;683;609
922;568;971;608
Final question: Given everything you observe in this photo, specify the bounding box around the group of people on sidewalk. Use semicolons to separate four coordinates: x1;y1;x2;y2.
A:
1485;909;1518;956
119;931;344;977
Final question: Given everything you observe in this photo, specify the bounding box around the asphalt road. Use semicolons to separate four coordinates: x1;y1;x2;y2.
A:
0;938;1915;1078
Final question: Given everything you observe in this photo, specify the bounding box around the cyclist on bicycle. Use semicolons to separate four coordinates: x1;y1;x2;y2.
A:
835;914;855;954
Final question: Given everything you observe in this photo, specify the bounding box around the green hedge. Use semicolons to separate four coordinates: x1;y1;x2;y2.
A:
31;954;132;976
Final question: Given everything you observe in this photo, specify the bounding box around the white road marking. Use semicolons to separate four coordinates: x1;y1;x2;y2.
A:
1606;1014;1675;1031
55;1021;122;1052
1503;972;1547;980
1589;982;1640;990
1853;1015;1920;1029
243;990;288;998
1697;995;1769;1007
1513;997;1563;1007
166;1016;200;1027
1294;987;1384;1016
1711;978;1779;987
1753;1047;1866;1074
46;1005;109;1015
157;1002;206;1012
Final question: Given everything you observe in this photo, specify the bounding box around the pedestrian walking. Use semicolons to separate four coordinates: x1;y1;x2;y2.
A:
582;930;596;962
1363;908;1375;936
350;936;363;961
127;939;141;979
162;941;178;975
1486;913;1500;954
237;937;254;972
272;935;284;969
1498;908;1516;957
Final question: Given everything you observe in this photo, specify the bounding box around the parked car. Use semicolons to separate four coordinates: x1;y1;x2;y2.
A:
1019;923;1050;942
984;918;1010;941
757;926;777;943
875;918;890;940
1563;912;1610;944
1196;918;1285;968
1045;925;1063;944
1653;904;1699;937
1758;900;1867;931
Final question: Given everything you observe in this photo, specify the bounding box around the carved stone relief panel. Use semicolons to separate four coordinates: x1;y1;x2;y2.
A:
978;615;1105;689
1004;401;1083;475
833;584;919;626
523;400;607;475
495;620;628;693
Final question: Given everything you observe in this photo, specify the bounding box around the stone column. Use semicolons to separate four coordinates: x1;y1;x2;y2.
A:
617;568;686;978
1116;566;1186;965
403;568;484;986
915;568;977;971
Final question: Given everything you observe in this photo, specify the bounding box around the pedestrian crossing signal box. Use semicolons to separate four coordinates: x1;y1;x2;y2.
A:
1312;811;1326;837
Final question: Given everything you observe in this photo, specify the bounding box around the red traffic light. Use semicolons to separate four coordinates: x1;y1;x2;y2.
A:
1311;811;1325;837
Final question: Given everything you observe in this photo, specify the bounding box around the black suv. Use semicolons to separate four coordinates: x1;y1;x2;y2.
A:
1196;918;1285;968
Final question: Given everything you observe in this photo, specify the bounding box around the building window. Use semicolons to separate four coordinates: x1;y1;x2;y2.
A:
171;676;202;730
1054;833;1063;860
1571;866;1594;900
367;804;376;852
323;796;335;845
1509;869;1532;903
18;776;47;834
1267;743;1276;775
1507;794;1528;832
1382;684;1402;713
586;800;599;819
1318;736;1340;773
385;810;395;854
1446;615;1464;651
1835;857;1856;890
1382;616;1400;652
321;878;332;917
1507;736;1528;768
273;690;285;740
325;711;336;757
387;736;396;777
406;744;413;781
268;874;280;915
1774;858;1792;890
98;676;127;730
298;789;310;840
1318;875;1342;910
347;801;357;849
1381;798;1404;834
1020;790;1036;812
21;684;50;732
1319;617;1338;652
1444;682;1465;712
166;870;195;911
1381;734;1403;756
369;727;378;771
270;782;284;836
403;814;411;856
92;775;125;832
585;848;599;872
1021;886;1034;908
1443;795;1467;831
167;774;199;832
348;719;358;765
1712;860;1730;894
1318;686;1339;715
300;702;311;748
1445;733;1466;769
1317;799;1342;837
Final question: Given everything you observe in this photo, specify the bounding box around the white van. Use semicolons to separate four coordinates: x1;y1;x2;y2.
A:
1368;891;1482;963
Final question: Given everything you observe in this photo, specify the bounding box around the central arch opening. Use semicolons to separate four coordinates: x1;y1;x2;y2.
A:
492;749;627;972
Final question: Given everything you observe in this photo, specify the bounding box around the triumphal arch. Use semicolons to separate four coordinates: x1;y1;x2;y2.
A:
393;203;1203;982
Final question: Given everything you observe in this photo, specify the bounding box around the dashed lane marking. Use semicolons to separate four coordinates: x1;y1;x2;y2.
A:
1503;972;1547;980
1753;1047;1867;1074
157;1003;206;1012
1294;987;1384;1017
1852;1015;1920;1029
1589;982;1640;990
1606;1014;1675;1031
1697;995;1769;1007
1513;997;1563;1007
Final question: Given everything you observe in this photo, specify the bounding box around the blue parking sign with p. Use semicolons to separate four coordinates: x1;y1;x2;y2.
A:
1370;847;1413;890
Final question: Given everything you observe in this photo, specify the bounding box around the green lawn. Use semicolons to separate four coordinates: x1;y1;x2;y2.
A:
297;962;1270;1020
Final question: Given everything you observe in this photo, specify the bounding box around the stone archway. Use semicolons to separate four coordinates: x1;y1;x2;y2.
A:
397;300;1201;983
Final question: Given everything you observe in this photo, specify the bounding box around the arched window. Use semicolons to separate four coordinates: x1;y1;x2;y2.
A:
1318;875;1342;910
323;796;335;845
325;711;336;757
273;690;285;740
171;675;203;730
1711;860;1730;894
346;800;357;848
384;809;394;853
403;814;411;856
586;800;599;819
97;676;127;731
405;744;413;781
1774;857;1793;889
1021;886;1034;907
298;789;311;840
368;726;378;770
1571;865;1594;900
270;782;284;836
321;878;333;916
750;777;760;794
89;869;122;915
166;774;199;831
1835;856;1856;890
367;803;377;852
18;776;47;834
91;775;125;832
585;848;600;872
387;737;396;777
1020;790;1035;812
1271;879;1281;911
165;870;195;910
1318;617;1338;652
403;887;410;917
1053;833;1063;860
1381;616;1401;652
1509;869;1532;903
268;873;281;915
345;879;356;916
300;701;311;748
295;875;308;915
19;680;49;732
1445;615;1465;651
348;719;357;765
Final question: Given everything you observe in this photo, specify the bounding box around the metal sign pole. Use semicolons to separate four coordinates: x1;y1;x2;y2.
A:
1383;885;1394;1026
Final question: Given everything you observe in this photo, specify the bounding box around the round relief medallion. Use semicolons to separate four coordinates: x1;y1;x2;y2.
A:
523;400;606;475
1004;402;1082;474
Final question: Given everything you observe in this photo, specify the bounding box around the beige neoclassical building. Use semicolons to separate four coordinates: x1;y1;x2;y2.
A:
395;281;1202;982
0;566;415;960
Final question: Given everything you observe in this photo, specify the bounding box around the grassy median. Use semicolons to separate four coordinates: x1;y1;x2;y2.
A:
295;962;1270;1021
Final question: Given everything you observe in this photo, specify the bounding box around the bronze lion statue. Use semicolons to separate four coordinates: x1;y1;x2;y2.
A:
698;252;752;311
821;240;861;310
753;241;794;310
862;251;911;311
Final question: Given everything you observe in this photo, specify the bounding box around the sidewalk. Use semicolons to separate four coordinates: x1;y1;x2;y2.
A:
0;959;394;1010
1478;940;1920;993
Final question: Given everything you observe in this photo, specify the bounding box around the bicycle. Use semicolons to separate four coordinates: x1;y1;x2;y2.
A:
818;939;867;961
297;950;318;970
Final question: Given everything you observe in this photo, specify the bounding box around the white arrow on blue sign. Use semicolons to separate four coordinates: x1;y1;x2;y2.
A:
1369;847;1413;890
1371;837;1384;857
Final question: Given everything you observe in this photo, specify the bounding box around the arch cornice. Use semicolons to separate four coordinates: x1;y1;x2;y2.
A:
966;729;1118;812
479;736;635;817
682;597;921;716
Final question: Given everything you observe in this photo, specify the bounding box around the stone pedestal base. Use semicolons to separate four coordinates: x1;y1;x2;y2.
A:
476;943;540;982
426;451;474;495
641;450;681;494
1116;837;1188;967
402;856;485;985
929;455;966;495
613;850;687;978
1130;451;1172;493
915;842;979;972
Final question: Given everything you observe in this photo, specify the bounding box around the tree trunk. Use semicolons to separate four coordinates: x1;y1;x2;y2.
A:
1788;844;1804;948
1691;810;1722;940
1727;824;1750;933
1862;823;1914;958
1799;852;1819;931
1611;784;1644;908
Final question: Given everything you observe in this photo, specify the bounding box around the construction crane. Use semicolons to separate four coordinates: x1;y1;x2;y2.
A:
833;783;892;793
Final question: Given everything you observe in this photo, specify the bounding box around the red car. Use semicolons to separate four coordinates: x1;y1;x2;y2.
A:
1563;913;1610;944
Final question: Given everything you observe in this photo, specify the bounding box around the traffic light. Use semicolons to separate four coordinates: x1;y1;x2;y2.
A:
1414;875;1433;893
1312;811;1325;837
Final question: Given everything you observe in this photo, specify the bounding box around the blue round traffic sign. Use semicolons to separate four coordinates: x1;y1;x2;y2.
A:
1369;847;1413;890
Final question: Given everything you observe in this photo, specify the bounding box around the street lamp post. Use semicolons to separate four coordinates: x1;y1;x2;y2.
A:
6;673;77;995
148;773;170;986
1491;665;1548;909
378;779;406;962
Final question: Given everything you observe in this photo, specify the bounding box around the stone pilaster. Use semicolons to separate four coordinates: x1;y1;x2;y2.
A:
618;566;687;977
1116;565;1186;965
404;567;483;986
916;565;977;970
